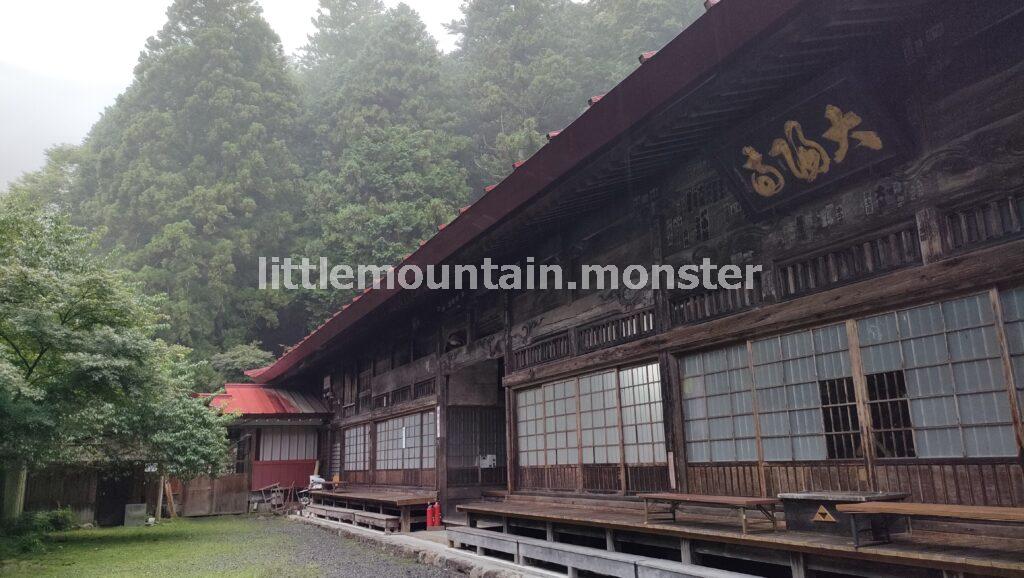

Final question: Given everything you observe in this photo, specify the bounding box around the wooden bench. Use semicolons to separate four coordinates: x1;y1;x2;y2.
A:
446;527;756;578
636;558;758;578
447;527;522;561
638;493;780;534
354;511;401;533
836;502;1024;548
306;503;357;523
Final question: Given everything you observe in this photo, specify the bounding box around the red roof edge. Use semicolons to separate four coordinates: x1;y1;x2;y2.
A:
254;0;806;385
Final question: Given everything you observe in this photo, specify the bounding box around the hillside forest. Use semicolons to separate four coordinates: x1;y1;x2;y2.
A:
3;0;703;389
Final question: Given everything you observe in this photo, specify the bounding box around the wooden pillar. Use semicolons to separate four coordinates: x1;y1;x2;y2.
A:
661;350;687;492
613;369;628;494
916;206;944;264
1;465;26;521
400;506;411;533
990;288;1024;458
605;529;615;551
790;552;807;578
846;319;878;490
680;538;694;564
745;341;768;498
545;521;554;541
502;291;517;494
437;377;449;517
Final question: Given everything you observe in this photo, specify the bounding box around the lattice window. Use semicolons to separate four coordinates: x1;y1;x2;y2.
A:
681;345;756;463
620;363;668;464
751;323;853;461
375;412;434;470
865;371;915;458
343;424;369;471
944;192;1024;252
516;366;667;470
543;380;579;465
401;413;423;469
329;428;342;478
413;378;436;398
391;386;411;406
422;410;437;468
776;225;921;300
858;293;1017;458
375;417;404;470
1000;286;1024;419
670;272;763;327
579;371;620;465
516;387;546;467
819;377;862;459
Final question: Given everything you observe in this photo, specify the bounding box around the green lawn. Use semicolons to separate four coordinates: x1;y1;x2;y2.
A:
0;516;317;577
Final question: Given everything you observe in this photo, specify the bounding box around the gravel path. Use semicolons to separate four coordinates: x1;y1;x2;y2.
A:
260;517;459;578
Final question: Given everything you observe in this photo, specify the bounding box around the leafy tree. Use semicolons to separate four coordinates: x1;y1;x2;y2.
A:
448;0;703;187
299;2;471;322
585;0;705;86
209;341;274;385
446;0;593;186
17;0;307;355
0;197;231;518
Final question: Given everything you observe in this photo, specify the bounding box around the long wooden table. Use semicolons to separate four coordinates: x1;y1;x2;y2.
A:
638;493;780;534
310;489;436;532
837;501;1024;548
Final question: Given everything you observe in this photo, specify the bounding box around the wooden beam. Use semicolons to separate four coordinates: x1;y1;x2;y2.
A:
164;481;177;518
846;319;878;489
504;239;1024;388
990;288;1024;458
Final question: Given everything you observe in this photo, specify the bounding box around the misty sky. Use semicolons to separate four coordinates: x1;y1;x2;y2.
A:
0;0;463;189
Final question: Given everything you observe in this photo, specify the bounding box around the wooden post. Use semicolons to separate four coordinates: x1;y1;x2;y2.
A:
847;319;878;490
990;288;1024;456
680;538;694;564
164;481;177;518
1;464;26;521
790;552;807;578
502;291;517;494
400;506;411;533
605;528;615;551
613;369;628;494
745;341;768;498
916;207;944;264
155;475;165;520
662;350;687;492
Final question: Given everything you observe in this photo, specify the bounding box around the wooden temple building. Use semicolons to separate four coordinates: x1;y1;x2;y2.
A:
252;0;1024;575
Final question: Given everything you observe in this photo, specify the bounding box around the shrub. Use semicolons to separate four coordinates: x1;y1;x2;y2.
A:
47;507;76;531
13;533;45;554
12;511;53;535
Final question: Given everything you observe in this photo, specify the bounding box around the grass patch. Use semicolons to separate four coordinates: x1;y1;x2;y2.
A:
0;515;310;577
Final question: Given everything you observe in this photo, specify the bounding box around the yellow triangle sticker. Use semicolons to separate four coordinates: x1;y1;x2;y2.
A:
813;505;836;523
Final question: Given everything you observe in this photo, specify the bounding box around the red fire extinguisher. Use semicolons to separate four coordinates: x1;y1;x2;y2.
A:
427;502;442;527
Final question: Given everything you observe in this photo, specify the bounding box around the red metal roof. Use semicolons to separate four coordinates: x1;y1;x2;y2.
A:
253;0;805;385
209;384;329;416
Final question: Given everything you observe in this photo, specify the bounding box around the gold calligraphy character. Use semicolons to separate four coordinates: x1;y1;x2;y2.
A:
822;104;882;163
742;146;785;197
770;120;831;182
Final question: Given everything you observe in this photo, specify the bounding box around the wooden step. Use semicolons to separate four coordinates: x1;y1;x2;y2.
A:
354;511;401;533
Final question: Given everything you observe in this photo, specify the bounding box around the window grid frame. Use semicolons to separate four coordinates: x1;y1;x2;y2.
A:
374;411;436;471
751;323;855;463
514;362;668;471
343;424;370;472
859;292;1015;459
681;344;757;464
678;287;1024;467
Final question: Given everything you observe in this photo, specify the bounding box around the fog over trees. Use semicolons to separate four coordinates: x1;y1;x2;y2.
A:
5;0;702;369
